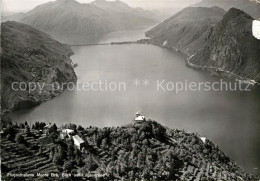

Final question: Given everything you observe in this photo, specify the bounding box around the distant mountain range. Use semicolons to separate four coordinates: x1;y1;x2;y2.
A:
188;8;260;83
90;0;161;21
1;21;77;115
4;0;159;44
193;0;260;19
146;7;226;56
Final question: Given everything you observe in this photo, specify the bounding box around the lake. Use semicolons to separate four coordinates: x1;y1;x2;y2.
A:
9;28;260;175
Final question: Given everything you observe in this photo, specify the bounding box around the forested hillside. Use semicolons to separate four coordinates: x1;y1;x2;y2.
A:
146;7;226;56
1;21;77;115
1;119;257;180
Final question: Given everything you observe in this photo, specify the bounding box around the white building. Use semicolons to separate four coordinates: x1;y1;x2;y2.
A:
73;135;85;150
134;111;146;124
200;137;207;144
252;20;260;40
62;129;74;138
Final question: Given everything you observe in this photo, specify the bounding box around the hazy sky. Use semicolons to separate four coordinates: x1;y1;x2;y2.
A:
2;0;201;13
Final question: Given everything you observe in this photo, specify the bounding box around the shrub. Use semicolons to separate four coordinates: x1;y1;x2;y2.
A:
49;132;59;142
3;126;17;140
6;134;13;141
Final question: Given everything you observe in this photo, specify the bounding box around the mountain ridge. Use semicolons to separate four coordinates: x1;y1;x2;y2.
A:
188;8;260;83
1;21;77;115
4;0;158;44
193;0;260;19
145;6;226;56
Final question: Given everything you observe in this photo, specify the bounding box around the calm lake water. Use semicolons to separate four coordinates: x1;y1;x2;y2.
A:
9;28;260;175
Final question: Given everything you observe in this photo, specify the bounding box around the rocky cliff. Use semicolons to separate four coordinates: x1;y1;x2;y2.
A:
1;21;77;115
146;7;226;56
188;8;260;83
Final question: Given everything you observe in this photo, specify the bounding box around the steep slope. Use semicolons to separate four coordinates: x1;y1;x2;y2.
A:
1;120;257;180
1;21;77;115
188;8;260;83
193;0;260;19
5;0;157;44
146;7;226;56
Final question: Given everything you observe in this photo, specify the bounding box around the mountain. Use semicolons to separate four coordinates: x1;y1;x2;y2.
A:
145;7;226;56
90;0;162;21
193;0;260;19
91;0;140;12
1;21;77;115
188;8;260;83
1;12;26;22
4;0;157;44
1;120;257;180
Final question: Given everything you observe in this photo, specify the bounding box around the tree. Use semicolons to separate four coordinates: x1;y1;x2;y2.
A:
165;153;184;180
19;123;25;129
16;134;25;144
68;143;75;158
77;125;84;131
63;161;74;173
85;156;98;171
68;124;77;131
38;122;46;130
6;134;12;141
106;162;115;176
53;145;66;166
53;154;63;166
152;123;166;141
49;124;58;134
142;168;150;180
101;138;108;149
75;156;84;167
3;126;17;140
49;132;59;142
140;122;153;133
1;115;12;129
25;125;30;134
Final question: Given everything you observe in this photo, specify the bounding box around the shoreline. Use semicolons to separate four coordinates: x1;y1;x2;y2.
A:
123;39;260;86
185;58;260;86
1;51;78;117
70;39;259;86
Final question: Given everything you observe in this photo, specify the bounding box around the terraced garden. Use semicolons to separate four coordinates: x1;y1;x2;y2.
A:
1;131;58;180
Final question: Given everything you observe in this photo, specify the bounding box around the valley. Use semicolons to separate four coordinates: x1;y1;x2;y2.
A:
1;0;260;178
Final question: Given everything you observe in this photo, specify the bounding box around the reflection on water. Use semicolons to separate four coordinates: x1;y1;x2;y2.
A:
9;30;260;175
